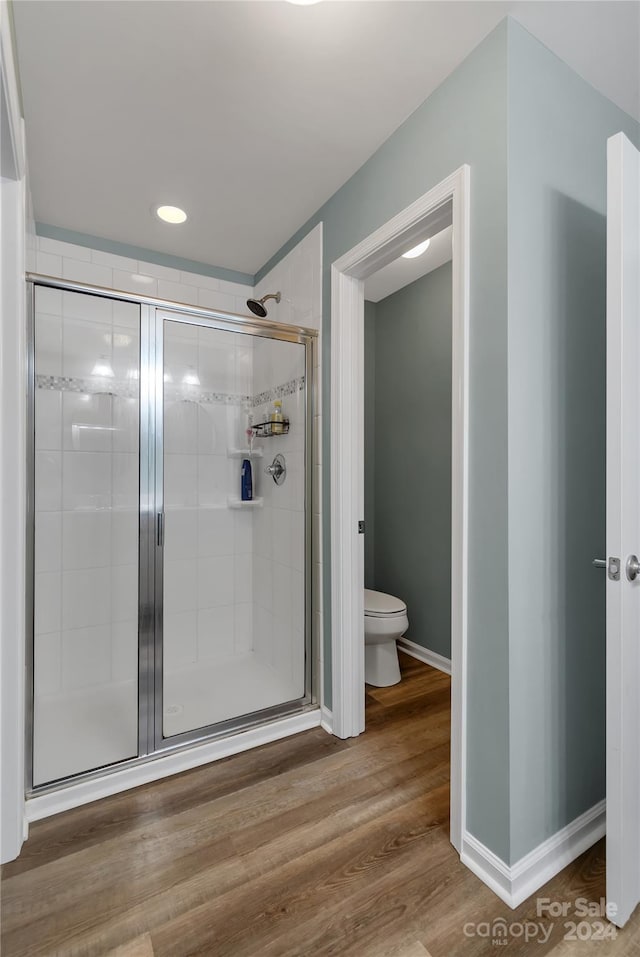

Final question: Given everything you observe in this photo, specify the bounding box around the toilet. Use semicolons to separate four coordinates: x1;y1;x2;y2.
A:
364;588;409;687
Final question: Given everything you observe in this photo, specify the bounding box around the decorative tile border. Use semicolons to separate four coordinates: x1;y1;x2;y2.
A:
36;374;138;399
165;387;251;407
36;373;305;407
251;376;305;408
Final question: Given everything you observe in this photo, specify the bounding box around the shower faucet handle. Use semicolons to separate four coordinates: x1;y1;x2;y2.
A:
265;454;286;485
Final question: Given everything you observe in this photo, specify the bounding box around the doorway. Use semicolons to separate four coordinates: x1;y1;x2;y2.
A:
330;166;470;851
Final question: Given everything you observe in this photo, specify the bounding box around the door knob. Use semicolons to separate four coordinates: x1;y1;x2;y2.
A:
626;554;640;582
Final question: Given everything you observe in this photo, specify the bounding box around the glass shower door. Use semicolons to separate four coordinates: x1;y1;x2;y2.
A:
32;286;140;785
158;312;309;741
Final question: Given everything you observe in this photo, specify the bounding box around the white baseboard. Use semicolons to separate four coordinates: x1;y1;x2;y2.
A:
461;799;606;909
397;638;452;676
461;831;513;905
320;706;333;734
26;709;321;823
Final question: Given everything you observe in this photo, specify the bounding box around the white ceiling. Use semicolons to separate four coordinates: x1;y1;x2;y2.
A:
13;1;640;276
364;226;452;302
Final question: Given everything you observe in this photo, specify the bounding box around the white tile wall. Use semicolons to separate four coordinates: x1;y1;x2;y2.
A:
251;338;307;692
235;604;253;655
62;625;112;690
35;451;62;511
33;236;253;318
62;510;111;569
197;606;235;660
35;511;62;573
34;571;61;636
252;224;323;699
197;508;234;557
32;230;323;749
112;621;138;682
34;632;61;696
26;205;37;274
33;287;140;759
62;567;112;630
253;223;322;332
162;322;255;676
164;611;197;669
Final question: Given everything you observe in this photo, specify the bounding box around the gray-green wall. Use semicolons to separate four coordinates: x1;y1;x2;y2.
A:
506;24;640;863
259;19;511;861
364;300;376;588
365;263;452;659
255;16;640;868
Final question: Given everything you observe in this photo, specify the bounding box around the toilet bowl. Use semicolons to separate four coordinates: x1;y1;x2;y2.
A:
364;588;408;687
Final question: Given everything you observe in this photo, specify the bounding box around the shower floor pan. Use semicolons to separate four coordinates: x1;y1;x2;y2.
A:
163;652;303;737
33;652;303;788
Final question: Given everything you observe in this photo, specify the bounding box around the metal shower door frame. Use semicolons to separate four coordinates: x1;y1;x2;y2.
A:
26;274;317;794
148;305;317;755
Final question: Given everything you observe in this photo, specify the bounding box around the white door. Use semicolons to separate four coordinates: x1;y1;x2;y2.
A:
606;131;640;929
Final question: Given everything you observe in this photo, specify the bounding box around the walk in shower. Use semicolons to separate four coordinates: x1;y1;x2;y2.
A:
28;278;315;790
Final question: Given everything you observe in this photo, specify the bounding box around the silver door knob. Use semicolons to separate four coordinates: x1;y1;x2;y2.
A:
626;554;640;581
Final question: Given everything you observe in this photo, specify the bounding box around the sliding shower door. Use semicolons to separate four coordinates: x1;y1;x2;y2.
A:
31;286;140;786
157;311;310;743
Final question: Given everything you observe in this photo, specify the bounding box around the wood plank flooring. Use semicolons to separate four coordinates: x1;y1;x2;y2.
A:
2;653;638;956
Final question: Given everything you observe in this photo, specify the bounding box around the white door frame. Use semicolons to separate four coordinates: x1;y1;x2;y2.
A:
0;0;28;863
330;165;470;851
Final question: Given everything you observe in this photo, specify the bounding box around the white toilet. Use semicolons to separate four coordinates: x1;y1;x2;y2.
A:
364;588;409;687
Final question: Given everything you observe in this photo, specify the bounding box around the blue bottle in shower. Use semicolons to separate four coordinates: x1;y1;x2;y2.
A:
241;458;253;501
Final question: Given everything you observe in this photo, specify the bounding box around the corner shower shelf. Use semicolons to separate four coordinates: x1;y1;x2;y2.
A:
227;448;264;459
227;496;264;509
252;418;290;438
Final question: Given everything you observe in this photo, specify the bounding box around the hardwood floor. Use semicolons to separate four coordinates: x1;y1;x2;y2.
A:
2;653;638;957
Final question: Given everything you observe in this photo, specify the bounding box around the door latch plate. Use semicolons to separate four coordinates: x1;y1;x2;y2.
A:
608;557;621;581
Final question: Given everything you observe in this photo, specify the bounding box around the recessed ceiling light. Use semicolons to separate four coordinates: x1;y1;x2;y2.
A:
286;0;322;5
402;239;431;259
156;205;187;225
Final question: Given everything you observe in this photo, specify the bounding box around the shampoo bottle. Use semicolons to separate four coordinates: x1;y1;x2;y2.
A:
241;458;253;501
270;400;284;435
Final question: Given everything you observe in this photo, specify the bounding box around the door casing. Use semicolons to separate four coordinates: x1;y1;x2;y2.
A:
329;165;470;854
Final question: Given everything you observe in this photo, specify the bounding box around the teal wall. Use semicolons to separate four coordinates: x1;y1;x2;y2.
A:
255;16;640;867
506;22;640;863
365;263;453;659
364;300;376;588
258;20;512;861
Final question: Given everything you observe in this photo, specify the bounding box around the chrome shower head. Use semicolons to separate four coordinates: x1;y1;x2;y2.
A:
246;291;281;318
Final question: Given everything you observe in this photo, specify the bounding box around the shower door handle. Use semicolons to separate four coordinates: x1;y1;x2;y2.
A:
157;512;164;547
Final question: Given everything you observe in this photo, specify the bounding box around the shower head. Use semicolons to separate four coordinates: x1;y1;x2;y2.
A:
246;291;281;318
